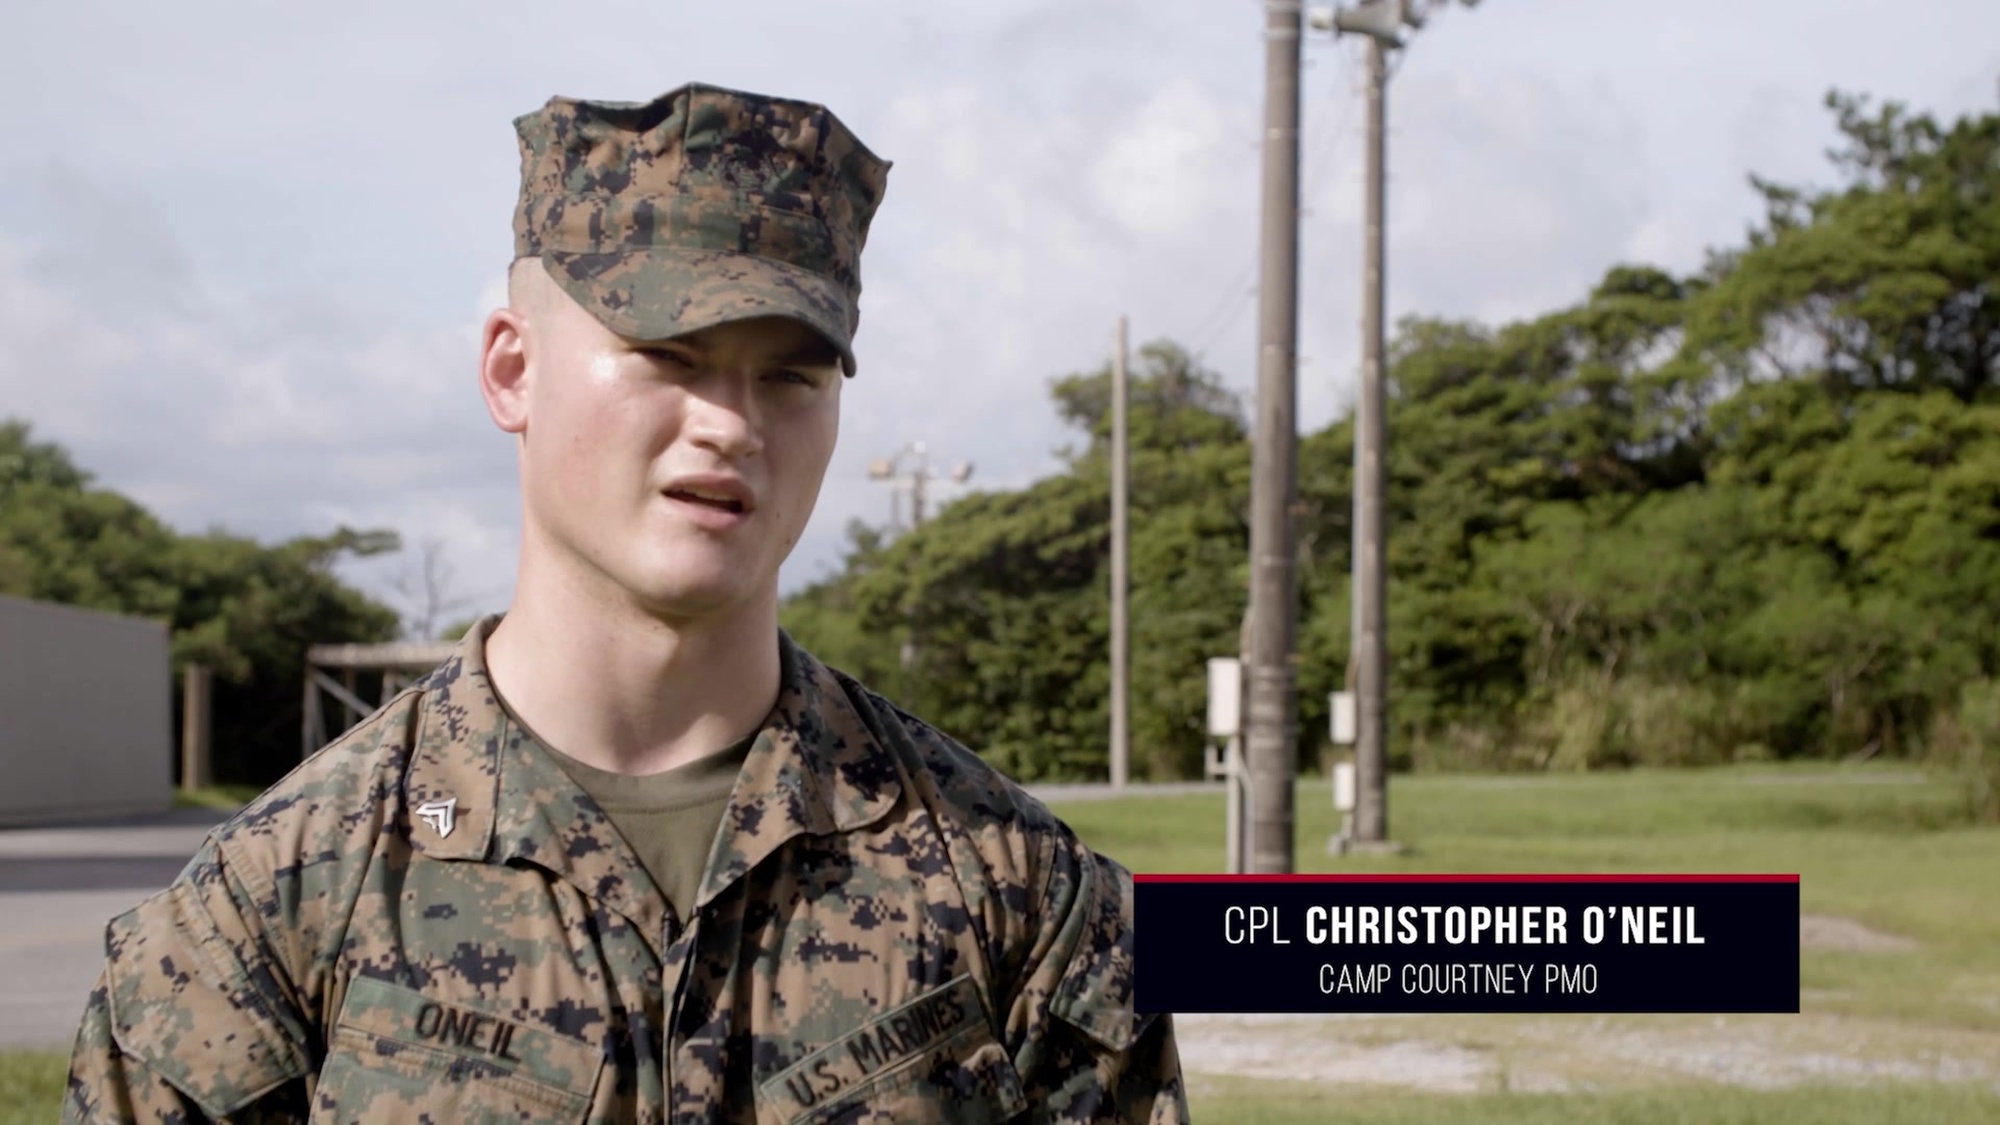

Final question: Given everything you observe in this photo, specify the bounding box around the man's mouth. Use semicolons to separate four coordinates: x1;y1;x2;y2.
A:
666;488;746;514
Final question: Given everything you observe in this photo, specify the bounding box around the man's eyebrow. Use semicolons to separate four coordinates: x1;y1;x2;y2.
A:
776;344;843;368
627;334;839;368
625;334;694;352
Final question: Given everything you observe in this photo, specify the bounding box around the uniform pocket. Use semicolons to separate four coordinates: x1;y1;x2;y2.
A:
103;880;311;1119
754;975;1026;1125
307;976;602;1125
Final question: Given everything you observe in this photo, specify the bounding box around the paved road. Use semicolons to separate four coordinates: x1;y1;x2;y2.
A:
0;810;225;1050
1029;780;1224;804
0;782;1208;1050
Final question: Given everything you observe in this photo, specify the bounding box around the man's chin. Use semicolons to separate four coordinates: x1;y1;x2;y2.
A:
621;566;772;623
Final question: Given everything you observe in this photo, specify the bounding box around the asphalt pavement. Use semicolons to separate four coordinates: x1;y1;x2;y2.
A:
0;809;225;1050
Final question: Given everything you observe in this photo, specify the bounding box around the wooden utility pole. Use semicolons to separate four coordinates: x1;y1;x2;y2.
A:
1245;0;1305;874
1110;316;1131;789
1316;0;1481;843
1354;33;1390;842
179;663;211;792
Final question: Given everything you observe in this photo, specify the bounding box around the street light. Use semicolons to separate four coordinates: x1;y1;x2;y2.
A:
868;441;974;531
1310;0;1409;44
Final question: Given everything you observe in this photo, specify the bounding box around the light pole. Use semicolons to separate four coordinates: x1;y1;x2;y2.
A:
868;442;974;532
867;442;975;693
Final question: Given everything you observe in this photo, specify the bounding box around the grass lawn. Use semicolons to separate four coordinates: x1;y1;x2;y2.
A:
1047;762;2000;1120
0;1053;64;1125
1185;1075;2000;1123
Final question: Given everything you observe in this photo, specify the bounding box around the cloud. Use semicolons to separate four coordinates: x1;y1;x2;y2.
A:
1092;79;1239;240
0;173;522;625
4;0;1998;619
1376;66;1653;326
826;66;1256;497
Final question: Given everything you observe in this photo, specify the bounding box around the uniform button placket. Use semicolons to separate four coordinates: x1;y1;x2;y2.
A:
661;912;698;1121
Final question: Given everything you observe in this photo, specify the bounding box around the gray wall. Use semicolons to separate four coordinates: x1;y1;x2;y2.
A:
0;595;172;825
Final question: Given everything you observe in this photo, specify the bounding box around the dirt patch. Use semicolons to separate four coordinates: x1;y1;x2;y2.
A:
1174;1015;1490;1093
1799;913;1920;953
1172;1012;2000;1095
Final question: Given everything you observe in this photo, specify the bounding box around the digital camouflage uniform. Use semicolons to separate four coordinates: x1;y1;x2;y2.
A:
63;83;1189;1125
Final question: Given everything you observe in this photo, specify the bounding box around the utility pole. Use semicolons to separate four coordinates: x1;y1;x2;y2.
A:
1313;0;1480;844
1357;24;1393;845
1244;0;1304;874
1110;316;1131;789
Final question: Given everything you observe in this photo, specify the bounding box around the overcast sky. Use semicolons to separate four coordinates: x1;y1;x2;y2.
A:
3;0;1995;631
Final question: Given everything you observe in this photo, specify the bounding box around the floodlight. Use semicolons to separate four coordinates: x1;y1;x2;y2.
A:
1331;0;1406;45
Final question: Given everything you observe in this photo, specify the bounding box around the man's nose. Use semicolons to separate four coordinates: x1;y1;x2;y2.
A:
683;375;764;458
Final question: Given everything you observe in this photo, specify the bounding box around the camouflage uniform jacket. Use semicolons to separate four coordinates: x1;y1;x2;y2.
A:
64;626;1188;1124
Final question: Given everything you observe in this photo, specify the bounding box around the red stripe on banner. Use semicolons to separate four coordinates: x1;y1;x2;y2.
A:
1133;873;1800;884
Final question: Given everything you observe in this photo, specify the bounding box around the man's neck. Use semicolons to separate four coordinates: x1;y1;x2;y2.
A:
483;571;782;777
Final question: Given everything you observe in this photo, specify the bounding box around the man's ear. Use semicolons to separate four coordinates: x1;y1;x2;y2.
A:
480;305;531;436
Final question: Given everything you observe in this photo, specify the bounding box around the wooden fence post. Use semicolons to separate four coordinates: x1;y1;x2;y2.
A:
180;663;212;791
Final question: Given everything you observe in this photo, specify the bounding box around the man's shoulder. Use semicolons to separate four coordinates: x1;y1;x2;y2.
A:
810;661;1155;1049
807;660;1133;929
205;686;427;875
821;663;1069;844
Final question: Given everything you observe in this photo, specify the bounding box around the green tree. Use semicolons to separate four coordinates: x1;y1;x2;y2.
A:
0;421;402;785
1687;92;2000;402
779;89;2000;799
788;344;1258;782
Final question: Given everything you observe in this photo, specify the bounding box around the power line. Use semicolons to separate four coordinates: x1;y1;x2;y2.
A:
1189;46;1360;366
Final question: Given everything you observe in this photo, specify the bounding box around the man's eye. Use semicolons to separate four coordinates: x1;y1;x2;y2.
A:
771;369;818;386
638;347;694;367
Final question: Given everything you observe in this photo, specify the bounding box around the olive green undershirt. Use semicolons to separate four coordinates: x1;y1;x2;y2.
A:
495;693;754;923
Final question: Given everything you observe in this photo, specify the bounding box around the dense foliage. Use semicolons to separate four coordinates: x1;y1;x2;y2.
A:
0;421;400;785
783;92;2000;815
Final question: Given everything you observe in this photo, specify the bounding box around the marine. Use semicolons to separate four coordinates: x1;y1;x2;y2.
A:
63;82;1189;1124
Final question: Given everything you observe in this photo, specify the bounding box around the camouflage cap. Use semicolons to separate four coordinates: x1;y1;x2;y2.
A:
512;83;891;376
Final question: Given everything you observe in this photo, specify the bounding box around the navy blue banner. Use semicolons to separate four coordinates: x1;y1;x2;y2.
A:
1134;875;1799;1014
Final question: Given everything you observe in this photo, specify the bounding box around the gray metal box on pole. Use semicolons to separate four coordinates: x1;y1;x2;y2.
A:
1205;657;1250;874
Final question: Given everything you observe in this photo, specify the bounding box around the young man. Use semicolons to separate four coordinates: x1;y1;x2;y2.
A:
65;84;1187;1123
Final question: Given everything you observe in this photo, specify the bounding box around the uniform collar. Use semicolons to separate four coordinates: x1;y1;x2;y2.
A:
691;629;904;910
405;617;902;930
